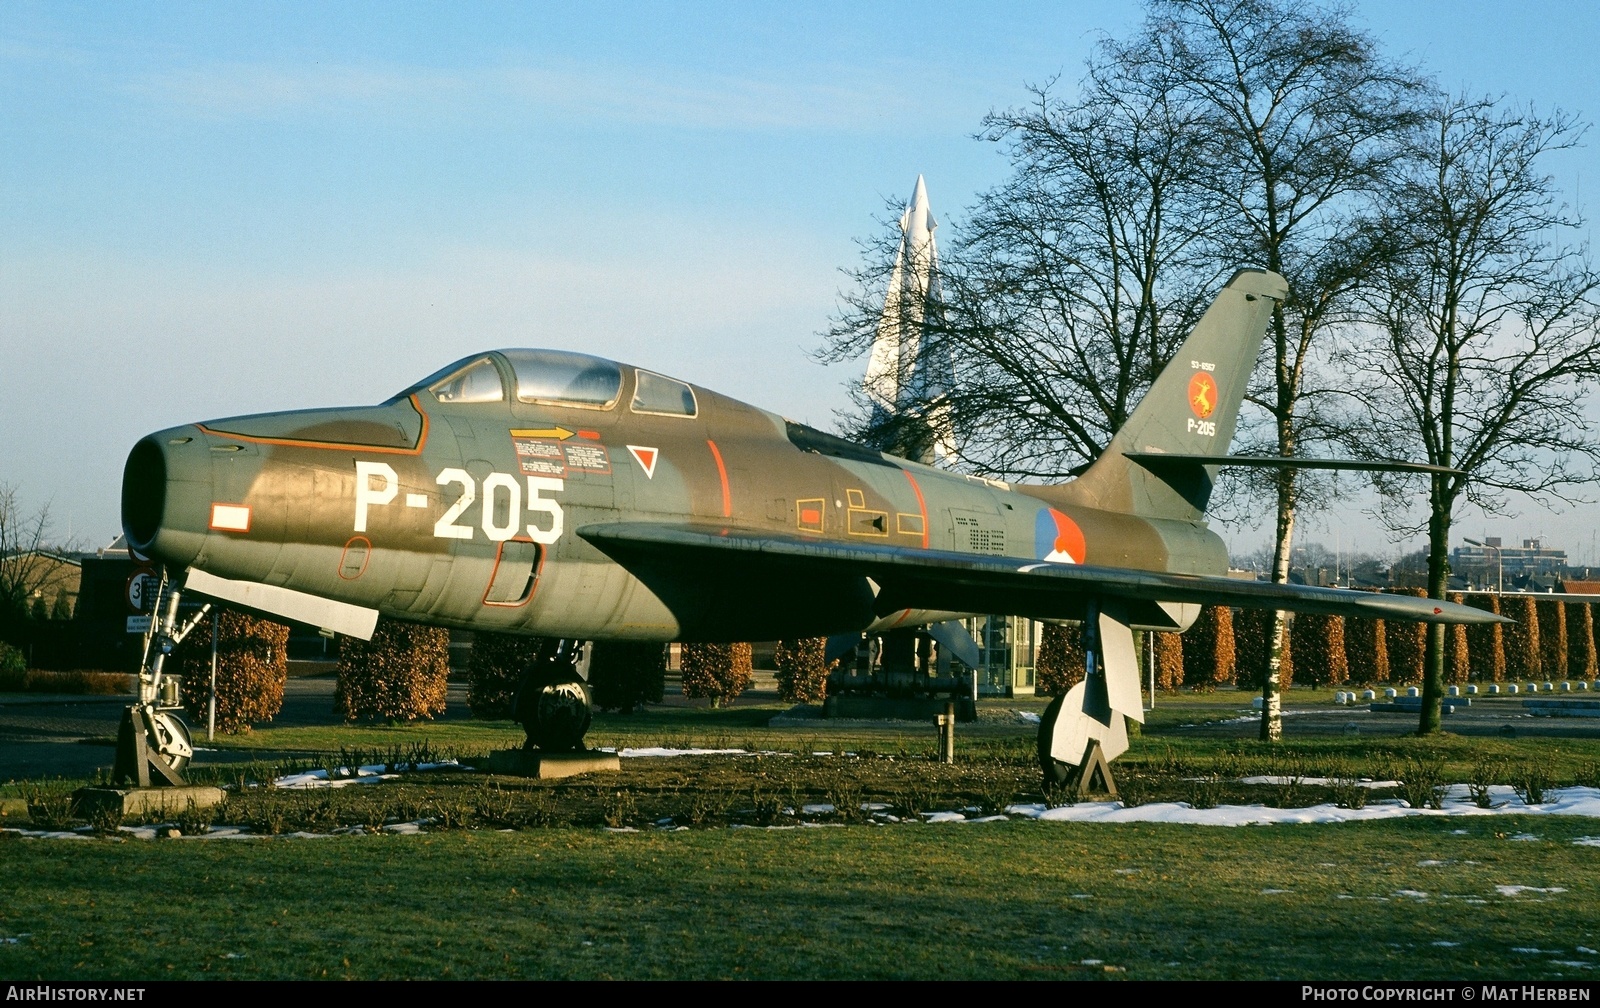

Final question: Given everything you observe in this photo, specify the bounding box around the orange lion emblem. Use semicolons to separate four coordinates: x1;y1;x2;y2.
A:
1188;372;1216;419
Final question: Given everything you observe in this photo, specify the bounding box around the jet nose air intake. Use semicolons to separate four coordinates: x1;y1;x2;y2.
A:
121;426;211;568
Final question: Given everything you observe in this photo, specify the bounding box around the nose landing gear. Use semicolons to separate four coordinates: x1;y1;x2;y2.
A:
511;638;595;752
112;571;208;787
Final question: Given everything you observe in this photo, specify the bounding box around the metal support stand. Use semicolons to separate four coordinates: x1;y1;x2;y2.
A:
111;705;186;788
935;701;956;763
1056;739;1118;801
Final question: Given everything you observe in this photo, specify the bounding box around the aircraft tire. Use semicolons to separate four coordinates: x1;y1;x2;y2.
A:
519;672;594;752
150;711;194;775
1036;694;1072;788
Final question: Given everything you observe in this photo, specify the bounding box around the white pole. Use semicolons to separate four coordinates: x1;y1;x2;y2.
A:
207;614;218;741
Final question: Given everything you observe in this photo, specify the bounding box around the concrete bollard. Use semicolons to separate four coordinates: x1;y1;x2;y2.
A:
1407;686;1420;698
1563;681;1574;692
1508;684;1519;694
1489;684;1500;694
1545;682;1556;692
1467;684;1479;695
1527;683;1539;693
1580;681;1590;691
1363;689;1377;701
1384;688;1398;699
1449;685;1460;697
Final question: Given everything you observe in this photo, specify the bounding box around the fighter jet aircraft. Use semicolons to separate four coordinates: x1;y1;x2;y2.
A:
119;266;1502;787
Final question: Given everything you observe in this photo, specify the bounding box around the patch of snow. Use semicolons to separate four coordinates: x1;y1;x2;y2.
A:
1497;886;1566;897
1509;833;1542;841
1393;890;1429;899
1260;888;1292;895
1016;711;1041;724
1573;837;1600;847
1432;941;1460;947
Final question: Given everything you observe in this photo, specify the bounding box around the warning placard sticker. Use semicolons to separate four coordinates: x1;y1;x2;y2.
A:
513;438;567;477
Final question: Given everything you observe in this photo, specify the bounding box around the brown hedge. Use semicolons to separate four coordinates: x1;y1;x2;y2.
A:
1444;594;1471;685
1233;609;1292;689
1035;622;1085;697
680;642;753;707
773;638;833;704
1537;598;1568;683
174;609;288;735
1503;594;1542;681
1568;602;1599;680
1181;606;1236;690
1344;610;1390;685
588;640;667;713
466;631;543;718
1463;594;1506;681
1387;590;1428;686
336;619;449;723
1152;631;1184;692
1289;612;1348;687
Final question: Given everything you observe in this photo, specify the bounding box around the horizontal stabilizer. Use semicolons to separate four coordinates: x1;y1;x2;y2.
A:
1124;452;1463;476
184;568;380;640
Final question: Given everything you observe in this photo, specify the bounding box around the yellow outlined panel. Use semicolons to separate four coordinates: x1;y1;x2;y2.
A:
896;512;925;537
797;497;826;534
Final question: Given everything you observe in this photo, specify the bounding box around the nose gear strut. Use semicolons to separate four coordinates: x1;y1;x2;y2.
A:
112;569;208;787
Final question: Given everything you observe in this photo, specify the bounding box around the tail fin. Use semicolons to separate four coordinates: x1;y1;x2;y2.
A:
1063;267;1287;521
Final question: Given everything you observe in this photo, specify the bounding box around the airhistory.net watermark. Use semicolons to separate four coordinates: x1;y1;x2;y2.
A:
4;988;146;1001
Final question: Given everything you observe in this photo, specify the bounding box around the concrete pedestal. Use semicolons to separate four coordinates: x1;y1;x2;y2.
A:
71;785;226;820
484;749;620;779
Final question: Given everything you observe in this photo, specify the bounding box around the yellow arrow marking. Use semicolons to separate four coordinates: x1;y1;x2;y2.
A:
510;427;576;440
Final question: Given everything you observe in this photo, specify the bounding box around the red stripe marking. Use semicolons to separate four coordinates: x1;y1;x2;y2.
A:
902;469;929;548
706;439;731;517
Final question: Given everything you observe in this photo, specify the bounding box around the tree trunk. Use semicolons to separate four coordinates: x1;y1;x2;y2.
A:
1261;472;1296;742
1418;492;1450;734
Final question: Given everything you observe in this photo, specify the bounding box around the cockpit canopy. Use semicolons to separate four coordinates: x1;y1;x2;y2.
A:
406;349;697;416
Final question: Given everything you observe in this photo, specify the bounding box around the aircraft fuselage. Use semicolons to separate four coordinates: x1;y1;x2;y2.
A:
122;350;1224;642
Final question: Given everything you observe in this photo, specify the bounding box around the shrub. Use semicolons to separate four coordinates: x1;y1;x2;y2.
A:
1152;631;1184;692
588;641;666;713
174;609;288;734
773;637;832;704
0;640;25;679
1034;622;1084;697
1344;612;1390;685
1569;601;1599;680
680;642;753;707
1289;613;1347;687
1464;593;1506;681
1537;598;1568;683
1387;590;1427;685
1444;594;1471;684
466;631;543;718
1181;605;1235;690
335;619;449;723
1233;609;1292;689
1503;594;1542;681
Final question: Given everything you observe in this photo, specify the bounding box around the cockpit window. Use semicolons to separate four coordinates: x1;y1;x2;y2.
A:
501;349;622;409
631;370;698;417
427;356;505;403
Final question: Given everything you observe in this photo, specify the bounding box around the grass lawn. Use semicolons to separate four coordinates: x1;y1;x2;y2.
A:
2;815;1596;980
7;686;1600;980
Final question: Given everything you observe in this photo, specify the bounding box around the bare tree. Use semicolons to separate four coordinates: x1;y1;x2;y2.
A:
1127;0;1427;739
0;484;72;637
1349;92;1600;734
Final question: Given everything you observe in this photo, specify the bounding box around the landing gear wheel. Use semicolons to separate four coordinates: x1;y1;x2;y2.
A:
150;711;194;774
518;673;593;752
1037;694;1072;788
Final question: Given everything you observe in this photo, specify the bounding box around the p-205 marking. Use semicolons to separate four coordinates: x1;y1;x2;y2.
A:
354;461;564;544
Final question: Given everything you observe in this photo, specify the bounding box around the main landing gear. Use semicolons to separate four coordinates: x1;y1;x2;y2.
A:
512;638;594;751
113;572;209;787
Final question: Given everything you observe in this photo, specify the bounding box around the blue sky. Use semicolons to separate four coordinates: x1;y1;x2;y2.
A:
4;1;1599;561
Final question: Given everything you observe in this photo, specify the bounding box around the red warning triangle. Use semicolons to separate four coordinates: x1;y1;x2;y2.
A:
627;445;659;478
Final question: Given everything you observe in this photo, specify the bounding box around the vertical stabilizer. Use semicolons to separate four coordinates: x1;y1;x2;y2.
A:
1066;267;1287;520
